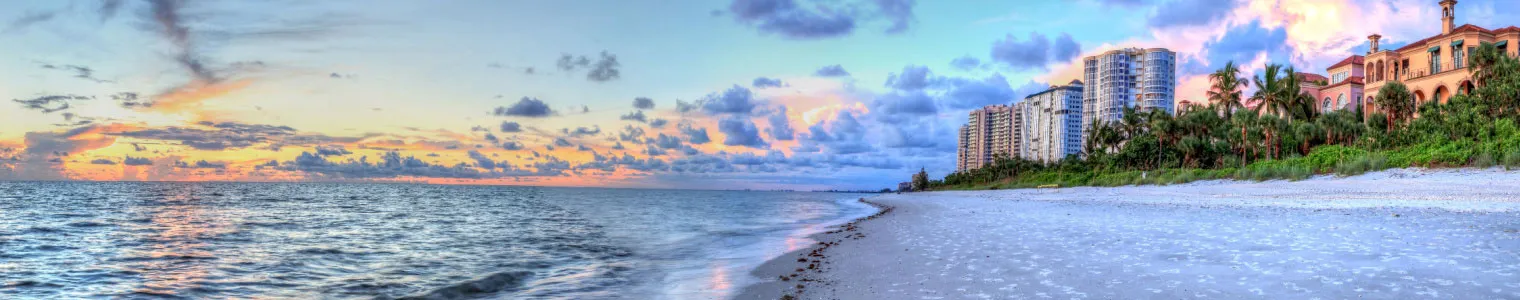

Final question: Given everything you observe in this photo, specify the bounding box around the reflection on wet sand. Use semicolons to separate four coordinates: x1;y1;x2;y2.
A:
706;260;732;299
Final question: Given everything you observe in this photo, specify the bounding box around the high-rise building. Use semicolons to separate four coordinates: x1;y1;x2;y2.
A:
1020;81;1085;163
1081;48;1176;145
957;105;1016;171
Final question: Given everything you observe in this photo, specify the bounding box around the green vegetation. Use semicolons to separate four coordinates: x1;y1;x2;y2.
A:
930;42;1520;191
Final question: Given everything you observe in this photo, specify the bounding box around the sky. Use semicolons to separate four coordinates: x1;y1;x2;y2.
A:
2;0;1517;190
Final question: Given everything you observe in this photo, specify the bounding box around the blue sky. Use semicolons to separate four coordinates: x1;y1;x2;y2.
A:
1;0;1516;190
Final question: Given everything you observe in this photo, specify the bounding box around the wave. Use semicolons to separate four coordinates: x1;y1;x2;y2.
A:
67;220;112;227
386;271;534;300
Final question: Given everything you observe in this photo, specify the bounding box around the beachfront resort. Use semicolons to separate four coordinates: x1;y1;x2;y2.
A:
956;0;1520;173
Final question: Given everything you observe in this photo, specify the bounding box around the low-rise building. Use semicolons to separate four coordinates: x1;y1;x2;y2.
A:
1362;0;1519;118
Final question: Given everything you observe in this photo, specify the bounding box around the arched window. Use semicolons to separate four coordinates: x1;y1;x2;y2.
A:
1323;97;1333;111
1337;94;1346;110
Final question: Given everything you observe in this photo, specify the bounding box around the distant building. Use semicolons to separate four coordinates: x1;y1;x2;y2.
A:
1020;80;1085;163
898;181;912;192
1082;47;1176;146
1177;99;1201;114
957;104;1020;171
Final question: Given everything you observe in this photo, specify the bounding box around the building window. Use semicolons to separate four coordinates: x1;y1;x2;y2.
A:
1454;46;1465;69
1337;94;1345;110
1432;51;1441;74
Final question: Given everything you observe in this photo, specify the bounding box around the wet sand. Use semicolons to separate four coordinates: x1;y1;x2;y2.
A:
736;168;1520;299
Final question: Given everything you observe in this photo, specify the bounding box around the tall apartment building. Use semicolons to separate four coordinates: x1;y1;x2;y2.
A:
1020;81;1085;163
956;81;1087;171
956;105;1018;171
1081;48;1177;145
1362;0;1518;118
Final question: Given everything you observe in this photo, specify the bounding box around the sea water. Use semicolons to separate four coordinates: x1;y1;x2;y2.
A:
0;182;876;299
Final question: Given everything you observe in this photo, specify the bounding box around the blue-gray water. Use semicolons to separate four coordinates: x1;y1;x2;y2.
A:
0;182;874;299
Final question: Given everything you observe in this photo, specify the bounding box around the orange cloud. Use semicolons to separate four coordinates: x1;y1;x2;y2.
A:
149;79;255;113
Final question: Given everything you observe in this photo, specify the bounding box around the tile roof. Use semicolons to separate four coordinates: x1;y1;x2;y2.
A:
1328;55;1365;70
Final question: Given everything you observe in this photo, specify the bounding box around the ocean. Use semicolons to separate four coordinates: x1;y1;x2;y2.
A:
0;182;876;299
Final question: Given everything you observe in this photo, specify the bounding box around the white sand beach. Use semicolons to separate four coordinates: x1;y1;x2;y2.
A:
736;168;1520;299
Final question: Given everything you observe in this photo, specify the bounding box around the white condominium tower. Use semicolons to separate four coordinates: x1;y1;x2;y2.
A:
1081;48;1176;143
1019;80;1084;163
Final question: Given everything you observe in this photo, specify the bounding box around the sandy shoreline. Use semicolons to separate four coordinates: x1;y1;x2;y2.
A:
735;168;1520;299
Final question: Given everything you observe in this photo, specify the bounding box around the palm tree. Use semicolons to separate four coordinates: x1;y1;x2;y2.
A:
1251;64;1294;120
1280;66;1319;120
1207;61;1249;119
1468;42;1505;87
1374;81;1415;132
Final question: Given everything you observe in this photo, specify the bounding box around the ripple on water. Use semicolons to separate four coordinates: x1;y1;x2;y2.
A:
0;183;863;299
388;271;535;300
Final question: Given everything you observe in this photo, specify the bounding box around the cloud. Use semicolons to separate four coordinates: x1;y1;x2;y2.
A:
280;151;552;179
727;0;856;39
634;97;656;109
1195;20;1291;74
563;126;602;137
110;92;148;108
644;145;667;156
553;137;573;147
502;141;525;150
98;0;124;21
814;64;851;77
176;160;226;169
989;32;1081;71
1092;0;1149;6
557;51;621;82
871;91;937;116
752;77;787;88
875;0;916;34
676;100;699;113
113;121;296;151
1148;0;1239;29
315;145;352;156
653;133;685;149
467;150;500;169
799;110;871;154
941;73;1025;109
886;65;937;91
649;119;669;128
3;10;57;34
579;152;670;173
619;125;646;142
679;122;712;144
767;106;796;141
950;56;982;71
699;85;761;115
90;158;117;165
123;156;153;166
13;95;91;113
492;97;555;117
726;0;916;39
40;64;110;83
500;121;523;132
620;110;648;122
718;117;768;148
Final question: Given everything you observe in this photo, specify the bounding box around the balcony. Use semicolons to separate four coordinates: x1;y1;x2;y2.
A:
1403;61;1468;81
